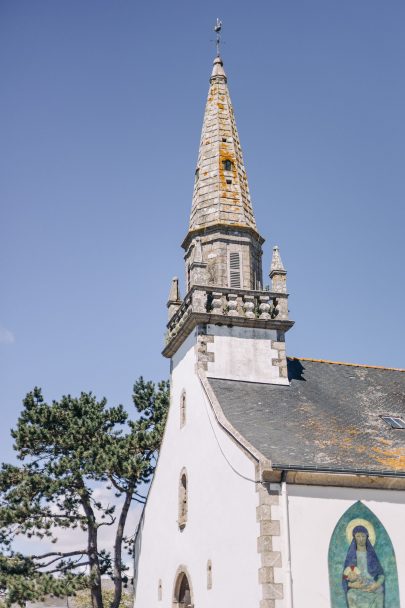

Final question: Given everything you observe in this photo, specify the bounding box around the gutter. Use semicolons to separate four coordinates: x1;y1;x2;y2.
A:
271;463;405;478
265;467;405;491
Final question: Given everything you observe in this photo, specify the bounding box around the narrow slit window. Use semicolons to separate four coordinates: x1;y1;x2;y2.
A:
381;416;405;429
178;470;188;529
223;159;232;171
180;390;186;428
229;251;242;289
222;137;227;142
226;179;232;185
207;560;212;590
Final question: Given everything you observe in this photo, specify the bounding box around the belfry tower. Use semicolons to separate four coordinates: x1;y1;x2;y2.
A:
163;51;293;384
184;55;262;292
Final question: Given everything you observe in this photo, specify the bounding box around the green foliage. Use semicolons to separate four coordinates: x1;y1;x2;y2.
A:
73;587;133;608
0;378;169;608
0;554;87;607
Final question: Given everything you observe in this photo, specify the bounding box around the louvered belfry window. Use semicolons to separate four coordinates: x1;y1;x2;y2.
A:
229;251;242;288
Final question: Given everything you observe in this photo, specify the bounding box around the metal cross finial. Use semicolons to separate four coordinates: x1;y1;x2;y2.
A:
214;18;222;57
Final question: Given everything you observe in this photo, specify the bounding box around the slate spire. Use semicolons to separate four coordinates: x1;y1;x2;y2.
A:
187;55;259;238
181;54;265;292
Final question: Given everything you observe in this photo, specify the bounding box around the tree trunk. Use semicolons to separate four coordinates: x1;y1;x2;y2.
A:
88;520;103;608
79;486;103;608
111;484;134;608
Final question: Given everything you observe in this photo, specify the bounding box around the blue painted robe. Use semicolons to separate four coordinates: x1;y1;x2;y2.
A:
342;526;385;608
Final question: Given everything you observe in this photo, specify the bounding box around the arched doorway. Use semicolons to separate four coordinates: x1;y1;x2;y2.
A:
173;568;194;608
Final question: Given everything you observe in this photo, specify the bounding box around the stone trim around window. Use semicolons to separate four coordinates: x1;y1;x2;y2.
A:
172;565;194;608
178;467;188;530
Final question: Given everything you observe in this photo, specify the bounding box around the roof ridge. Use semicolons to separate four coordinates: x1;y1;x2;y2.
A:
288;356;405;373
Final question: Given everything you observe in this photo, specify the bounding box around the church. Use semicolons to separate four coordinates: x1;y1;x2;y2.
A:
133;42;405;608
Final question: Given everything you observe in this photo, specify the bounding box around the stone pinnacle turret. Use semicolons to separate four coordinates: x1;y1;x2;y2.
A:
270;245;287;294
270;245;285;273
167;277;181;320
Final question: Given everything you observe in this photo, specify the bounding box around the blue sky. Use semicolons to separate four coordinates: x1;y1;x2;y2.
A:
1;0;404;466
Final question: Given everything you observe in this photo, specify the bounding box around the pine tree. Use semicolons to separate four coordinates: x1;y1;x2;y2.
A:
0;378;169;608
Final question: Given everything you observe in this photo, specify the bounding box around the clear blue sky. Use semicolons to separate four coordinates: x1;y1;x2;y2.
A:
1;0;404;462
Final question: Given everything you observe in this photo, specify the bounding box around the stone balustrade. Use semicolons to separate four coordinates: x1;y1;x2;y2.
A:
165;285;290;349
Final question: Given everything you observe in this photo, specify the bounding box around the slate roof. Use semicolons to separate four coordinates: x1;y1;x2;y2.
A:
209;358;405;475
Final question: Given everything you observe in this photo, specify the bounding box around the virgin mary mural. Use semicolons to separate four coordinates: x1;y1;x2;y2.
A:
342;523;384;607
328;502;400;608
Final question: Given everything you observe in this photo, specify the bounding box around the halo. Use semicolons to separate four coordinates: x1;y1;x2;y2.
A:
346;518;376;546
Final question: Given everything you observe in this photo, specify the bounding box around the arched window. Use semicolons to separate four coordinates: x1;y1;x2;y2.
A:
180;390;186;428
222;159;232;171
328;500;400;607
178;469;188;529
173;569;193;608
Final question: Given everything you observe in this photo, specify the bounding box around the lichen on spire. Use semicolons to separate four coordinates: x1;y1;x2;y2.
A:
186;54;259;241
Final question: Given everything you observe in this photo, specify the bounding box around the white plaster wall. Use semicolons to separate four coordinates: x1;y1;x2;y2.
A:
134;328;261;607
205;325;288;385
286;485;405;607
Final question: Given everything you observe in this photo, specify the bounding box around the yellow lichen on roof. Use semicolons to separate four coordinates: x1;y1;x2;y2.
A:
371;446;405;470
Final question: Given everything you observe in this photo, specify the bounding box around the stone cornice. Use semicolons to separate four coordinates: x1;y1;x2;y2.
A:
182;222;264;251
265;469;405;490
162;284;294;358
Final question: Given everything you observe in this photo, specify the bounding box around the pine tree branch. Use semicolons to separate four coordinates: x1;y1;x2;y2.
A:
108;475;126;494
39;553;87;569
46;562;90;574
97;518;116;528
31;549;87;561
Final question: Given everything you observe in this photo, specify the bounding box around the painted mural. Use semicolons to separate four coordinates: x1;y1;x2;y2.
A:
328;501;400;608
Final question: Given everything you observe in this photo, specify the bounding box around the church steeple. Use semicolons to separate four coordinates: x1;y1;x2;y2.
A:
186;55;259;237
163;39;294;380
182;53;264;292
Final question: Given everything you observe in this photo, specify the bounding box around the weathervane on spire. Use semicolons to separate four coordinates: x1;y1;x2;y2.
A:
214;18;222;57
